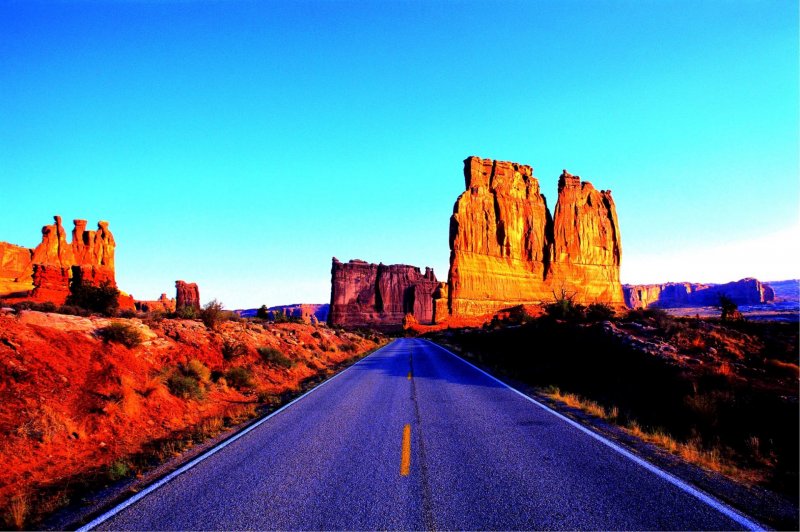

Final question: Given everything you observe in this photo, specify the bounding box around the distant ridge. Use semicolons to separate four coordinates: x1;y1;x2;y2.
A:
237;303;329;323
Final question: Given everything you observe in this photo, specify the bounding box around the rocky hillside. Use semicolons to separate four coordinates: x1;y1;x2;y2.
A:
0;310;383;528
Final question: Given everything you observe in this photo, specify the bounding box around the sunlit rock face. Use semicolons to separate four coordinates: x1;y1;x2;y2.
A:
0;216;118;303
328;258;439;328
440;156;624;319
176;280;201;311
135;293;177;314
623;278;775;309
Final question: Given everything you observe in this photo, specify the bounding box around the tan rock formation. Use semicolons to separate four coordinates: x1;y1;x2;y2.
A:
135;293;177;314
440;156;624;320
0;216;119;305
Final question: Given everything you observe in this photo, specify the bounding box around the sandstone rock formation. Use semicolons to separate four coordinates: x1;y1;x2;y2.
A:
438;157;623;321
328;258;438;328
176;281;201;311
135;293;177;314
0;216;120;305
624;278;775;309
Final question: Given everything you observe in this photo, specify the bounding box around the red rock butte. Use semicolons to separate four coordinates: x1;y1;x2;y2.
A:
434;156;624;321
328;258;438;328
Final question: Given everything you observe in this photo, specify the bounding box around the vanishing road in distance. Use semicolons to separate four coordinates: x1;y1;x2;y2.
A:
85;338;757;531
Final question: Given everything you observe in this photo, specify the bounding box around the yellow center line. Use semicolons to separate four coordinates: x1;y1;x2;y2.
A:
407;371;412;380
400;424;411;476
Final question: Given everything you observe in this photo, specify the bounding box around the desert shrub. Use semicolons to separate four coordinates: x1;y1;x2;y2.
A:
585;302;616;321
97;322;143;348
258;346;294;368
271;309;289;323
116;308;137;319
225;366;254;389
66;280;119;315
718;294;743;322
107;460;130;481
11;300;57;313
256;305;270;320
545;288;585;320
185;359;211;383
222;338;248;360
200;299;225;330
175;305;199;319
57;304;90;316
339;342;357;353
166;372;203;399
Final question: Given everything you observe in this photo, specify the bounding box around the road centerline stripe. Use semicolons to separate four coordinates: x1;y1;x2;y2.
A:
400;424;412;476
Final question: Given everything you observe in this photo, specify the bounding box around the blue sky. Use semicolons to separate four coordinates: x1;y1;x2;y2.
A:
1;0;797;308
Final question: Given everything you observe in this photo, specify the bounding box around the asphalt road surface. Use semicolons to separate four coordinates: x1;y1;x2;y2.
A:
85;338;758;531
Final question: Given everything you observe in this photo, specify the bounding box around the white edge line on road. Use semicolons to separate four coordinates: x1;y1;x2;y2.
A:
425;339;765;532
78;340;397;531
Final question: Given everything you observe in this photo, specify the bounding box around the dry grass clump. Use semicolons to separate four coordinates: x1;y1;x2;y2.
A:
544;388;763;484
97;321;143;348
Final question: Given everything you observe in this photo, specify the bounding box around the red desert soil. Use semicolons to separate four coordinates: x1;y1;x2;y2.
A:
0;310;384;526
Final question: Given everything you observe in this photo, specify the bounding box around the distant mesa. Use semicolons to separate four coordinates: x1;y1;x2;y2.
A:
328;258;439;329
435;156;623;321
176;280;201;311
623;278;775;309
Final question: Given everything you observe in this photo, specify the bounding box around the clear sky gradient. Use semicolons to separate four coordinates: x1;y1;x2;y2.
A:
1;0;798;309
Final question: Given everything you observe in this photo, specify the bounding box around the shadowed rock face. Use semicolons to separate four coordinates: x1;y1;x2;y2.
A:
0;216;118;303
328;258;438;328
624;278;775;309
176;281;200;311
441;157;623;320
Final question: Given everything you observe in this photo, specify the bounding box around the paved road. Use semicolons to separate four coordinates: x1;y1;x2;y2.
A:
87;338;756;530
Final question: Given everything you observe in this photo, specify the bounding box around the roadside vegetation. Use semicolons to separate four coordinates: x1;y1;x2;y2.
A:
0;309;386;529
426;304;799;504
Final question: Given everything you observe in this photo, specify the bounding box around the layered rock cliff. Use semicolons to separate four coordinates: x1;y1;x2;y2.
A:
624;278;775;309
328;258;438;328
440;156;623;320
0;216;118;303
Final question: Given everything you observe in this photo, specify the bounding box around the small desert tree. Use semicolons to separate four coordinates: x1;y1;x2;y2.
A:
201;299;226;330
718;294;743;322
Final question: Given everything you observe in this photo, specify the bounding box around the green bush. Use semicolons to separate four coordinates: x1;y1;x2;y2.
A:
222;338;248;360
166;372;204;399
97;322;143;348
256;305;270;320
175;305;198;319
257;346;294;368
108;459;130;481
66;280;120;316
225;366;254;389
